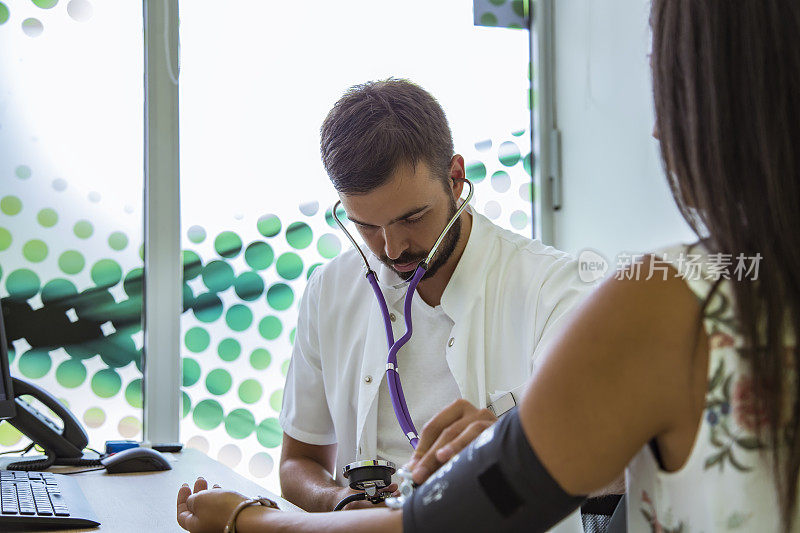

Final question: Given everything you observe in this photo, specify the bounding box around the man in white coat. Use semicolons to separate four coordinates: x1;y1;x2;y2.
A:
278;79;592;519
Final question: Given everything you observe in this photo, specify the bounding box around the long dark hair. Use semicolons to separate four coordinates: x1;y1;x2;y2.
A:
651;0;800;528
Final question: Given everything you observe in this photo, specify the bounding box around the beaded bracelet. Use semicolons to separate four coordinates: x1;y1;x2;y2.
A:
223;496;279;533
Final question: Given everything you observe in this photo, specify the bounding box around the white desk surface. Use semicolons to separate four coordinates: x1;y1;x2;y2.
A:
1;448;301;532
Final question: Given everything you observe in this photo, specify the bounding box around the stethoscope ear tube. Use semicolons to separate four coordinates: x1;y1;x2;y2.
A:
331;176;474;277
331;200;372;272
424;177;474;266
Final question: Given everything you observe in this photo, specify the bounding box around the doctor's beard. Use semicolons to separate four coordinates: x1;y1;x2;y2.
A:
380;197;461;282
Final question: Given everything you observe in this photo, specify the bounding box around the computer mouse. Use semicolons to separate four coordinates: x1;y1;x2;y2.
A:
101;446;173;474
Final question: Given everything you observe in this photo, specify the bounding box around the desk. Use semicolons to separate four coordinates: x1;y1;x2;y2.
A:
2;448;300;532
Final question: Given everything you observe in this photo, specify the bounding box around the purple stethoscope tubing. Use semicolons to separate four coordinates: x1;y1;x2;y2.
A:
331;177;474;450
366;266;426;448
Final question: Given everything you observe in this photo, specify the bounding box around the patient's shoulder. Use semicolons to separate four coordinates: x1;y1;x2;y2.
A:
538;252;705;397
591;253;703;346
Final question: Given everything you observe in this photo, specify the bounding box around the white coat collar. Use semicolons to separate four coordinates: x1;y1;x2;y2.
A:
440;209;495;318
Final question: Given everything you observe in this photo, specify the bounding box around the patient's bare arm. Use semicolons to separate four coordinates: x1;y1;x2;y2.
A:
589;472;626;497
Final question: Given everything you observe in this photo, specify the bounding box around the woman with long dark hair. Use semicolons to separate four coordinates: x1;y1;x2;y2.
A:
176;1;800;531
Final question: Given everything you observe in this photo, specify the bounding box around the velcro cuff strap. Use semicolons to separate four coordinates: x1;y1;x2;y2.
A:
402;409;586;533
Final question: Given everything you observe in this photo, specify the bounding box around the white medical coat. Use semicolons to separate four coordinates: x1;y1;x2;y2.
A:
279;211;592;486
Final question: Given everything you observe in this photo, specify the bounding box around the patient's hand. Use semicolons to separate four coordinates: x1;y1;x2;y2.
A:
406;399;496;485
176;477;269;533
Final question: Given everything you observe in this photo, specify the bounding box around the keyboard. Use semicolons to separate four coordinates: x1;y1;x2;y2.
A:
1;470;99;528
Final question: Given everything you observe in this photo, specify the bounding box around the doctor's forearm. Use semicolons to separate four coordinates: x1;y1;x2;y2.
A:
279;457;344;511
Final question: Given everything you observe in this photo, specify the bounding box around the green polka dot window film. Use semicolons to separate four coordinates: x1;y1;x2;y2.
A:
473;0;530;29
179;0;533;494
0;2;145;456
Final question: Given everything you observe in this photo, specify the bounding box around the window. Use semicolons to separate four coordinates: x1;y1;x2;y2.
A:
179;0;532;492
0;1;534;494
0;0;144;450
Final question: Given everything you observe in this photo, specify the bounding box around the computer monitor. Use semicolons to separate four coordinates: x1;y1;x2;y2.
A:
0;301;17;420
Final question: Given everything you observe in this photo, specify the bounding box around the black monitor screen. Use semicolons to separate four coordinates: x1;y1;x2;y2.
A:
0;301;17;419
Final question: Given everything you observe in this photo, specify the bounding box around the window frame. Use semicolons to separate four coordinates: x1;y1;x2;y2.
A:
142;0;181;444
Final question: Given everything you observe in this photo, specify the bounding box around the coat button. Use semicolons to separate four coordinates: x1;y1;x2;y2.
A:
364;375;372;383
448;337;455;347
389;313;396;322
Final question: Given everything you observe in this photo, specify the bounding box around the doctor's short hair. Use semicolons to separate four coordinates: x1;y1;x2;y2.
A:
320;78;455;195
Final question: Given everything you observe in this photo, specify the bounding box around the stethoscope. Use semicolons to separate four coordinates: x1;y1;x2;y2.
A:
330;177;474;510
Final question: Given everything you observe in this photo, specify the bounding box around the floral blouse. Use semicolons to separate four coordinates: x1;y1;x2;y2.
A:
626;243;795;532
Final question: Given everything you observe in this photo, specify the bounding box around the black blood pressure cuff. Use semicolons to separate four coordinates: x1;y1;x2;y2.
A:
402;408;586;533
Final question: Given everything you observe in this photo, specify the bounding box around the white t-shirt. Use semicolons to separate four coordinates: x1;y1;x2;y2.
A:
375;299;460;480
279;209;593;487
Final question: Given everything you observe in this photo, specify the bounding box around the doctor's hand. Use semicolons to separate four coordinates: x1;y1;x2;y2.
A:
406;399;496;485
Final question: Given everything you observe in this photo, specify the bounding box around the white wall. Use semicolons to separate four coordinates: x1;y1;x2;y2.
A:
551;0;695;261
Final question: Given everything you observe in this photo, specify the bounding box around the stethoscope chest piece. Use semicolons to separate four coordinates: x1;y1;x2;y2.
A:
342;459;396;492
333;460;397;510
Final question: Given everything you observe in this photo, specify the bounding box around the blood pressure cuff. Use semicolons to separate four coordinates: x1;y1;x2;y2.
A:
402;408;586;533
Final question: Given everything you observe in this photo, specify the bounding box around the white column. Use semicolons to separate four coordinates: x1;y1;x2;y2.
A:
533;0;559;246
142;0;181;444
